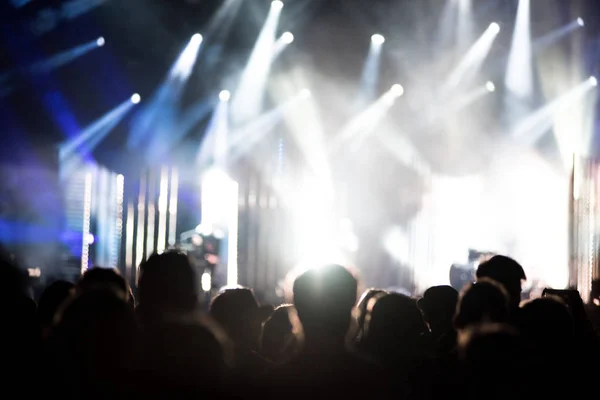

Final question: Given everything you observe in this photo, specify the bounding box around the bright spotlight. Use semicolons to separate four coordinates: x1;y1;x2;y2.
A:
486;81;496;92
371;34;385;45
131;93;141;104
390;84;404;97
282;31;294;44
219;90;231;102
96;36;105;47
577;17;585;27
589;76;597;87
85;233;95;245
489;22;500;34
191;33;203;44
271;0;283;10
299;88;311;98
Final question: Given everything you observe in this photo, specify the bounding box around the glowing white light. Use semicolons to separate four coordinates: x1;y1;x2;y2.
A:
191;33;203;45
201;272;212;292
81;172;93;274
390;84;404;97
486;81;496;92
130;93;141;104
371;34;385;45
219;90;231;102
589;76;597;87
85;233;95;245
271;0;283;10
489;22;500;34
282;31;294;44
300;88;311;98
96;37;105;47
577;17;585;27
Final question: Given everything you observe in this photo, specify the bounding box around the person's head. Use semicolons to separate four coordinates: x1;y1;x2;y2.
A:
363;293;428;357
293;264;357;341
356;288;387;334
137;251;198;318
261;304;298;363
417;285;459;333
458;323;527;392
210;287;261;351
476;255;526;309
454;279;510;330
53;289;138;378
77;267;129;301
519;297;573;352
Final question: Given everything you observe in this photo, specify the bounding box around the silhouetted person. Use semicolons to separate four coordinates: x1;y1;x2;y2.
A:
454;279;510;332
0;249;39;392
264;264;388;398
417;285;458;354
210;287;271;387
458;324;530;400
361;292;430;396
476;255;526;312
136;251;198;325
77;267;133;309
48;289;138;399
37;280;74;339
134;251;227;397
260;304;298;364
354;288;387;347
519;297;573;357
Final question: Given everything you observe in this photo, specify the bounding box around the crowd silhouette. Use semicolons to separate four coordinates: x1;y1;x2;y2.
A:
1;246;599;399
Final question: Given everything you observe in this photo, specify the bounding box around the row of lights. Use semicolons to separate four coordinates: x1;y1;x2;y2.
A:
105;7;592;109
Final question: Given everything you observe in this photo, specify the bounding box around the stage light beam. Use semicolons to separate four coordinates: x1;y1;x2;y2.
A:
219;90;231;102
490;22;500;34
131;93;141;104
282;31;294;44
371;34;385;45
191;33;203;45
390;84;404;97
271;0;283;10
589;76;597;87
577;17;585;27
486;81;496;92
96;37;105;47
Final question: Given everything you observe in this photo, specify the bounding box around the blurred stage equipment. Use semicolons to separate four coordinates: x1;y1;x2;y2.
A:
180;228;222;293
449;249;496;291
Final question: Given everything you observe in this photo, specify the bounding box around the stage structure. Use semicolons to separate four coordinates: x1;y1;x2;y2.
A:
569;155;600;303
121;166;179;286
62;160;124;276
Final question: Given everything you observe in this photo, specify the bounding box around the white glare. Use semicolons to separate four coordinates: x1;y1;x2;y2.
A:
486;81;496;92
390;84;404;97
271;0;283;10
300;88;311;98
489;22;500;34
191;33;203;45
577;17;585;27
282;31;294;44
131;93;141;104
219;90;231;102
589;76;597;87
96;36;105;47
201;272;212;292
371;34;385;45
